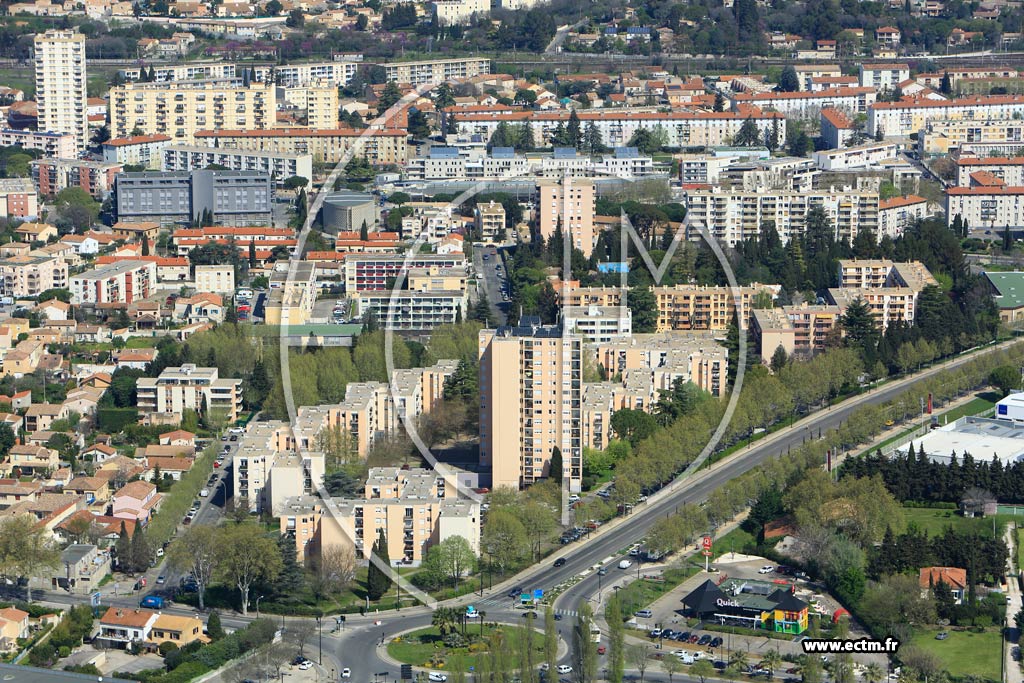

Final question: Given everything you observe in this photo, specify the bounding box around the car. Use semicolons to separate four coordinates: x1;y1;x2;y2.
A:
213;461;220;469
698;635;712;646
508;586;524;598
428;674;448;682
935;632;949;640
677;632;691;642
297;661;313;671
341;669;351;679
597;645;606;655
292;657;306;666
710;637;723;648
156;575;166;584
553;558;566;567
759;565;774;574
155;548;164;557
635;609;653;619
597;568;608;576
553;613;563;621
689;634;700;644
662;630;677;640
229;427;244;435
229;435;238;442
618;559;632;570
556;665;573;674
649;629;662;638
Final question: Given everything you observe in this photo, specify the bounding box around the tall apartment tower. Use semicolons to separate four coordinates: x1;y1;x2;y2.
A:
538;178;596;257
479;317;583;493
34;30;88;154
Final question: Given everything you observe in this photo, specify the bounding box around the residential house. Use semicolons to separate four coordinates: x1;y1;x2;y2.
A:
159;430;195;447
149;614;206;647
97;607;158;648
111;480;161;525
36;300;71;322
2;445;59;475
0;607;29;651
24;403;66;432
80;443;117;465
0;479;40;508
65;476;111;505
32;544;110;594
919;566;968;603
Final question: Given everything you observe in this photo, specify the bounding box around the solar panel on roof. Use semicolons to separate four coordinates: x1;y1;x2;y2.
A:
553;147;578;159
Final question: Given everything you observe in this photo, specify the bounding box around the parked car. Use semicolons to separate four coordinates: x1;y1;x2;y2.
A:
428;674;448;682
635;609;653;619
553;558;566;567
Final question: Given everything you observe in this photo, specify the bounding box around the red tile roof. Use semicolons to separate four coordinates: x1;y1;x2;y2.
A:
879;194;927;210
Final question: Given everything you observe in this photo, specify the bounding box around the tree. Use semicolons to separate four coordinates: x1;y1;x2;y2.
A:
432;606;461;637
115;521;131;570
990;365;1020;397
864;663;884;683
129;522;151;573
544;606;558;675
840;297;879;352
216;524;282;616
691;659;714;683
276;533;306;595
285;8;304;26
779;65;800;92
308;544;356;602
425;536;476;588
366;529;392;601
206;611;225;641
734;117;761;146
627;283;658;332
770;345;789;373
378;81;402;115
572;603;598;683
0;424;15;456
713;91;725;112
761;648;783;678
567;109;582;149
606;594;625;683
662;651;684;683
549;446;563;484
264;0;282;14
0;514;60;602
481;508;528;573
627;644;651;683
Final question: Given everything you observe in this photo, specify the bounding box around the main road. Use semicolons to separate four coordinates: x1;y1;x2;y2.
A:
329;337;1021;679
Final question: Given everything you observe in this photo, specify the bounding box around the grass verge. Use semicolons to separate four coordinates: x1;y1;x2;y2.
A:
909;627;1001;682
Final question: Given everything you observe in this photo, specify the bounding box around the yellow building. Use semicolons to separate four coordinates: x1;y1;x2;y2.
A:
538;179;596;257
280;81;338;129
652;284;772;332
109;80;276;144
193;128;409;165
149;614;206;647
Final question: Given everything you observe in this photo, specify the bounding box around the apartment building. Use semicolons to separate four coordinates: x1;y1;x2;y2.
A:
119;62;238;83
0;255;68;298
353;266;469;330
193;128;409;165
792;65;843;91
252;60;361;87
538;178;596;256
479;318;583;492
136;364;243;423
0;179;38;219
858;63;911;91
878;195;930;238
955;157;1024;187
731;87;877;118
589;331;728;397
101;134;173;170
194;265;235;294
342;253;466;292
946;186;1024;229
381;57;491;86
751;304;843;362
651;283;772;332
820;108;856;149
162;145;313;183
233;421;294;513
320;467;480;565
114;170;272;227
109;79;276;144
279;82;338;129
915;68;1020;90
828;259;936;330
675;154;737;184
34;30;88;152
564;305;632;343
474;200;506;241
682;186;880;247
869;95;1024;138
0;129;76;159
811;142;899;171
918;118;1024;157
31;158;122;199
432;0;489;24
449;108;787;150
70;259;156;305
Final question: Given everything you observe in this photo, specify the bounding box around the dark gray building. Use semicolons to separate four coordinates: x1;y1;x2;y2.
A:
115;169;272;226
321;190;379;235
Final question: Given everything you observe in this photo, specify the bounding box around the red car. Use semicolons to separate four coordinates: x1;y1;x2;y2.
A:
597;646;606;655
213;461;221;468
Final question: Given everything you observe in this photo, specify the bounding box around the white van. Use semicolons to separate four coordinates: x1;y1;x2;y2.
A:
618;559;633;570
199;489;210;497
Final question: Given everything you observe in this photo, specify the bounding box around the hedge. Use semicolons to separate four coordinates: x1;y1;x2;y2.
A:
98;408;139;433
146;441;218;548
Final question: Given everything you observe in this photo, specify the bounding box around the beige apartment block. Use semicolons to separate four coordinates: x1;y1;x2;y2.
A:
109;80;276;144
194;128;409;165
34;30;88;152
751;304;843;363
280;82;338;129
479;318;582;492
590;332;728;397
538;179;596;257
318;467;480;565
474;200;506;241
0;255;68;298
136;364;243;423
652;284;773;332
194;265;235;295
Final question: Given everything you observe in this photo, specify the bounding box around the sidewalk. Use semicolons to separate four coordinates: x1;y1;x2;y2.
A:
1005;524;1022;683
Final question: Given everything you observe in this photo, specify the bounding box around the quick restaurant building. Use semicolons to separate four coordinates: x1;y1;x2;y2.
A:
682;578;809;634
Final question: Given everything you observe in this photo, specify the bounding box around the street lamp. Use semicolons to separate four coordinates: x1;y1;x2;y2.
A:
315;615;322;665
256;594;265;619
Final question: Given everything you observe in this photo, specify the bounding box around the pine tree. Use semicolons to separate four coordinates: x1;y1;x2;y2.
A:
360;220;369;241
567;110;582;149
130;523;150;573
249;239;257;268
549;446;563;484
115;521;131;571
206;611;225;641
276;533;306;593
366;529;392;601
584;122;604;154
141;234;150;256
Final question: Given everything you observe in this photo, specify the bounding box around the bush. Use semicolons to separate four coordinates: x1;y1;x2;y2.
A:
159;641;179;657
98;407;139;432
64;665;101;675
58;646;71;658
28;641;56;667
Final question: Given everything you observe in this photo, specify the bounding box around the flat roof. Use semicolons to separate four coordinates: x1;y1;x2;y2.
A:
0;663;136;683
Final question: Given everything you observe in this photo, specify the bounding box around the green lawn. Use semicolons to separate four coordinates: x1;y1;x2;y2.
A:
615;565;701;615
901;506;1013;538
387;624;543;671
910;628;1002;682
712;527;757;559
1017;527;1024;573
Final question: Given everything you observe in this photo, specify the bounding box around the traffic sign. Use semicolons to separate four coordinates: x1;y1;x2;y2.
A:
90;591;101;607
533;589;543;600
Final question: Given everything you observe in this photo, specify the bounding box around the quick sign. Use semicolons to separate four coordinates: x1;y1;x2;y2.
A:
715;598;740;608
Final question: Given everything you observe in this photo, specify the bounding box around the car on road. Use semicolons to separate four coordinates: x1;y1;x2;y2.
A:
618;559;632;570
508;586;523;598
340;669;350;679
597;645;606;655
428;674;448;682
156;575;166;584
553;613;563;621
556;665;572;674
648;629;662;638
297;661;313;671
553;558;566;567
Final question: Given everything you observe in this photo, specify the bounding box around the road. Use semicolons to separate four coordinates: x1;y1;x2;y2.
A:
546;21;587;53
471;244;509;324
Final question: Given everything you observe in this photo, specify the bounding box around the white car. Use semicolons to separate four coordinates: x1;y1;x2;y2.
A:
428;674;447;682
759;565;774;574
341;669;351;679
557;665;573;674
297;661;313;671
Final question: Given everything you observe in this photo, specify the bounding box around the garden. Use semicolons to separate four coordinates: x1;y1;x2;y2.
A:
387;621;544;672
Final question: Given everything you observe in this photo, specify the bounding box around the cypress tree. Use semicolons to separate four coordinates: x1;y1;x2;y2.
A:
115;521;131;571
366;529;391;601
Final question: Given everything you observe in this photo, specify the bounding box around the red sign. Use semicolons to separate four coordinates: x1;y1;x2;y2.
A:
702;535;713;556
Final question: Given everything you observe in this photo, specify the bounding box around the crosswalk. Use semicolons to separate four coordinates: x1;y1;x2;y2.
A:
469;594;579;620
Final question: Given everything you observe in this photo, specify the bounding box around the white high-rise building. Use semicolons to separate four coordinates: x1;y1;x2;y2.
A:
34;30;88;154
